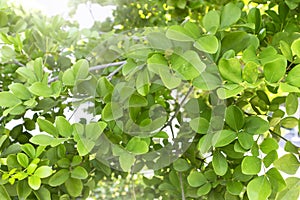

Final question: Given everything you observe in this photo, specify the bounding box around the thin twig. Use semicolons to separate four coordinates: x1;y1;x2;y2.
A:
269;129;288;142
179;172;186;200
160;86;194;131
107;63;126;80
48;61;126;83
13;59;26;67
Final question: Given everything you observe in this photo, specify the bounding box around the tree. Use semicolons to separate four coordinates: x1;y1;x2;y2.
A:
0;0;300;199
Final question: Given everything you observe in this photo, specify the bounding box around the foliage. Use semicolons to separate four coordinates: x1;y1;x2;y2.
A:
0;0;300;200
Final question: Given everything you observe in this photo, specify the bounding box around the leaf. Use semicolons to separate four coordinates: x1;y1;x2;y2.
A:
286;93;298;115
0;92;22;107
33;187;51;200
171;50;206;80
30;135;54;146
33;58;43;81
212;151;228;176
263;150;278;168
266;168;286;193
280;41;293;61
73;59;89;80
101;102;123;121
126;137;149;155
212;130;237;147
29;82;53;98
0;185;11;200
37;118;58;137
197;183;212;196
247;176;271;200
85;121;106;140
192;71;222;90
147;32;172;50
28;175;41;190
147;54;169;74
194;35;219;54
136;69;150;96
129;94;148;107
260;138;279;154
55;116;73;138
65;178;83;197
96;77;114;97
173;158;190;172
17;180;31;200
243;61;258;83
159;67;181;89
220;3;241;28
218;58;242;83
281;117;298;129
244;116;269;134
238;132;254;149
221;31;250;54
274;154;299;175
119;152;135;172
34;166;52;178
187;171;207;187
291;38;300;58
203;10;220;34
189;117;209;134
166;25;194;42
17;153;29;168
8;83;31;100
276;177;300;200
71;166;88;179
263;57;287;83
226;181;243;195
62;68;75;86
48;169;70;187
225;105;244;131
241;156;261;175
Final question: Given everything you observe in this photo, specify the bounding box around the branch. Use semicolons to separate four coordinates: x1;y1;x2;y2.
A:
269;129;288;142
48;61;126;83
179;172;186;200
13;59;26;67
160;86;194;131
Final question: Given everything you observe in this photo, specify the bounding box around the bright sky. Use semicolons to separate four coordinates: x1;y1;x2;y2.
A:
9;0;114;28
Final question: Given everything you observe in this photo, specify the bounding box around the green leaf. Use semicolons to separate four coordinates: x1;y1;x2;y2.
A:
263;150;278;168
17;153;29;168
37;118;58;137
62;68;75;86
189;117;209;134
171;50;206;80
166;25;194;42
147;54;168;74
101;102;123;121
85;121;106;140
73;59;89;80
33;58;43;81
194;35;219;54
241;156;261;175
280;41;293;61
244;116;269;134
55;116;73;138
34;166;52;178
238;132;254;149
281;117;298;129
8;83;31;100
21;144;36;158
225;105;244;131
291;38;300;58
276;177;300;200
284;141;299;154
0;92;22;107
260;138;279;154
147;32;172;50
212;130;237;147
220;3;241;28
126;137;148;155
221;31;251;54
212;151;228;176
218;58;242;83
96;77;114;97
159;67;181;89
247;176;271;200
286;64;300;87
71;166;88;179
119;152;135;172
197;183;212;196
33;187;51;200
226;181;243;195
286;93;298;115
48;169;70;187
187;171;207;187
28;175;41;190
136;69;150;96
173;158;190;172
247;8;261;33
129;94;148;107
274;154;299;175
263;57;286;83
203;10;220;34
192;71;222;90
0;11;8;27
243;61;258;83
0;185;11;200
65;178;83;197
17;180;31;200
266;168;286;193
29;82;53;98
30;135;54;146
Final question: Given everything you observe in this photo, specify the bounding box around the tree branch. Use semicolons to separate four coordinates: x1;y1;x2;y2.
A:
179;172;186;200
269;129;288;142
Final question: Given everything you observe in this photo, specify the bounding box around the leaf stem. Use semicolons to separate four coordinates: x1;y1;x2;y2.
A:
179;172;186;200
269;129;288;142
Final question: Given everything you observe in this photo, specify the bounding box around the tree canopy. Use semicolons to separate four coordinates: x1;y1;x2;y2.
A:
0;0;299;199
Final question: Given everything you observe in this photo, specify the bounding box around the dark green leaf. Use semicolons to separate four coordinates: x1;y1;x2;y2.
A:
48;169;70;187
65;178;83;197
225;105;244;131
244;116;269;134
187;171;207;187
241;156;261;175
